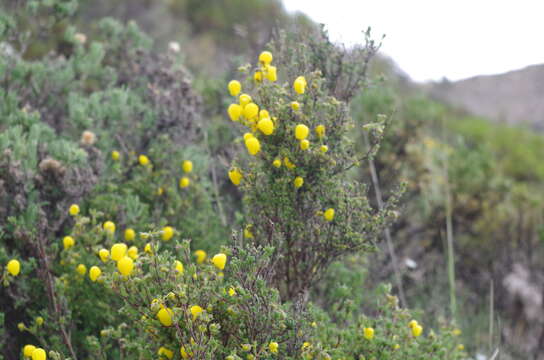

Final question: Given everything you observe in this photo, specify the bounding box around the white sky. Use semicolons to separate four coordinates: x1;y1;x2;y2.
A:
283;0;544;82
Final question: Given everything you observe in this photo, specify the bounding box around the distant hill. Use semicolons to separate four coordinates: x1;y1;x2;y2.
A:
427;64;544;130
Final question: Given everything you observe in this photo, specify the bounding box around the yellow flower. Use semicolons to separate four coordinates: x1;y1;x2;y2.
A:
23;344;36;357
241;344;251;351
31;348;46;360
239;93;252;107
190;305;203;320
157;307;174;326
35;317;44;326
228;168;243;186
457;344;465;351
167;292;176;301
244;224;254;238
179;177;190;188
144;243;153;254
293;76;306;94
228;287;236;296
228;80;242;96
150;298;160;309
291;101;300;111
158;347;174;359
162;226;174;241
273;159;281;168
111;150;120;161
266;65;277;82
117;256;134;276
212;253;227;270
228;103;242;121
412;324;423;337
259;109;270;119
110;243;127;261
452;328;462;336
175;260;184;274
243;132;254;141
284;157;296;169
128;246;138;260
408;320;418;329
315;125;326;138
138;155;150;166
182;160;193;173
254;71;263;82
294;176;304;188
393;344;400;350
103;221;116;235
124;228;136;242
363;327;374;340
324;208;335;221
259;51;273;65
180;346;191;359
18;322;25;331
300;139;310;150
268;341;279;354
76;264;87;276
301;342;311;350
195;250;207;264
295;124;309;140
257;118;274;135
98;249;109;262
69;204;80;216
245;137;261;155
63;236;75;250
320;145;328;153
89;266;101;282
243;103;259;119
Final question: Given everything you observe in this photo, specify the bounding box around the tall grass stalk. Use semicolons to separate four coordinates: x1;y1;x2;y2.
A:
441;119;457;322
363;130;407;307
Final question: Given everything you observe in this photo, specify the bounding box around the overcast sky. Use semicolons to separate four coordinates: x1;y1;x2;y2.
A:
283;0;544;82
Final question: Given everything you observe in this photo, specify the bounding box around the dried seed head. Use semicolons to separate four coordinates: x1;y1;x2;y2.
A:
81;130;96;145
38;157;65;176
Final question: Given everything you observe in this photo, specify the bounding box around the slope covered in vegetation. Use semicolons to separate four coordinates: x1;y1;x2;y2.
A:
2;0;544;359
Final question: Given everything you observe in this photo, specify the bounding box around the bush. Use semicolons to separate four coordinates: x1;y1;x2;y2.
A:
1;1;465;359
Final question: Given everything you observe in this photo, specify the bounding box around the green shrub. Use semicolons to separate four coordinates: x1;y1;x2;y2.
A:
1;1;465;359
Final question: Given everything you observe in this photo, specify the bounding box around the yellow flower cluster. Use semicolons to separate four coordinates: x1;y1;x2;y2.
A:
409;319;423;337
22;345;47;360
225;50;333;196
226;52;282;159
179;159;193;189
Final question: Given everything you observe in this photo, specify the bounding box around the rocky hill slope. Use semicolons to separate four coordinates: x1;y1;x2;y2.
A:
428;64;544;129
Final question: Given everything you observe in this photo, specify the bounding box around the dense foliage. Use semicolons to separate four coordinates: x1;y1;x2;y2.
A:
6;0;544;359
0;1;470;360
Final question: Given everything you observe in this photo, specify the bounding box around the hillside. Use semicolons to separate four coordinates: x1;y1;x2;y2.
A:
4;0;544;358
428;64;544;129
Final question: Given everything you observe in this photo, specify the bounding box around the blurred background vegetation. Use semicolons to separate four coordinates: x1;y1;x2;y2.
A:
3;0;544;358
